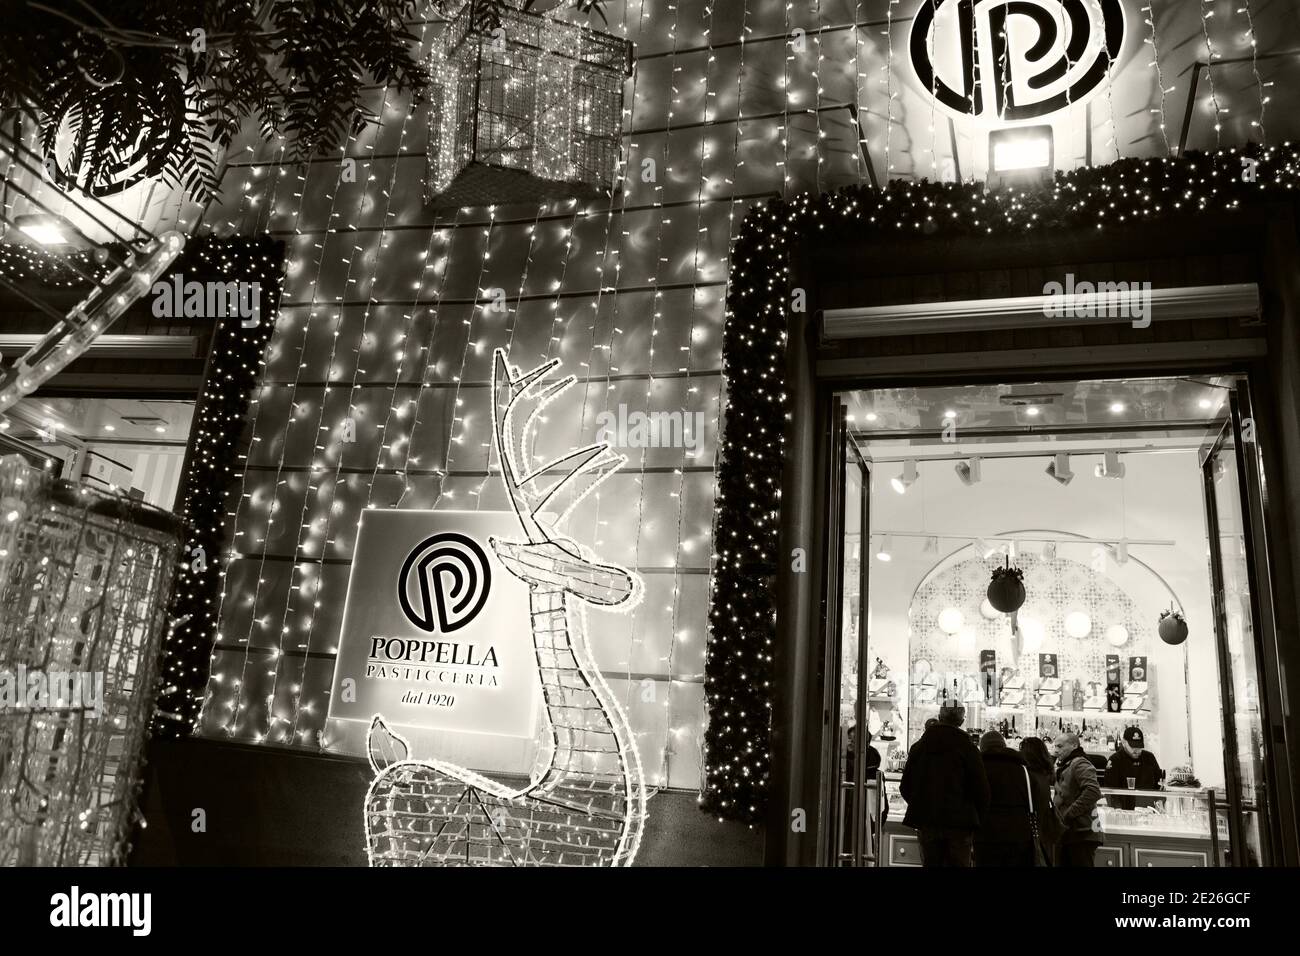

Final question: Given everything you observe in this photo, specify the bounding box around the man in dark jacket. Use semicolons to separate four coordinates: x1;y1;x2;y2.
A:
974;731;1035;866
1103;726;1163;810
900;701;990;866
1052;732;1104;866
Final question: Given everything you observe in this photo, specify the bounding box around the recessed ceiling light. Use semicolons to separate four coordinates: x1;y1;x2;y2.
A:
1025;406;1040;417
1198;398;1213;409
154;425;166;434
943;409;957;419
1109;402;1126;414
104;425;116;432
865;412;878;422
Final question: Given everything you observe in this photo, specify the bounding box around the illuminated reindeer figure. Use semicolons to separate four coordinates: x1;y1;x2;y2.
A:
364;349;646;866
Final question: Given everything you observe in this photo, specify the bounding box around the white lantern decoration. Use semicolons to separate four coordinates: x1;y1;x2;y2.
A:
1105;623;1129;647
1065;611;1092;638
938;607;965;634
1019;615;1045;653
979;598;1000;620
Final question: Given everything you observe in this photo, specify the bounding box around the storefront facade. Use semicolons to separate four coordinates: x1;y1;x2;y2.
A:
763;192;1300;866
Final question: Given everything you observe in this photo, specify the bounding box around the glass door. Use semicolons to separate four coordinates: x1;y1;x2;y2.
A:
1201;391;1272;865
831;410;875;865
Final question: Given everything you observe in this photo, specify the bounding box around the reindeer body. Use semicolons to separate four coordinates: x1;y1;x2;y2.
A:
363;351;646;866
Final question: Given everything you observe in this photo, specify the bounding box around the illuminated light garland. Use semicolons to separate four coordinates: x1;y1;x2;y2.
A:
1199;0;1225;148
1239;0;1269;142
363;349;645;866
1143;2;1174;155
704;142;1296;824
153;236;286;736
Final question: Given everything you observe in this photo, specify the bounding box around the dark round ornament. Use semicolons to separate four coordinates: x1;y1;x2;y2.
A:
1158;614;1189;646
987;574;1026;614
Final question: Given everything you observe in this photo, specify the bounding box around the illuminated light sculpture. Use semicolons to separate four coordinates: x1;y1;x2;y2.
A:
364;348;645;866
0;456;183;865
425;1;631;209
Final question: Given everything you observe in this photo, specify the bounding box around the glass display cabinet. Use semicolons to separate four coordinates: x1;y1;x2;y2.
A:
878;776;1233;867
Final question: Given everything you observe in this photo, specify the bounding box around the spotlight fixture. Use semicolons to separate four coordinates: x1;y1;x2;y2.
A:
875;534;893;562
987;125;1054;191
1112;539;1130;564
1109;402;1126;414
1095;450;1126;479
890;460;918;494
923;535;939;554
13;213;92;250
1042;540;1057;561
865;412;878;422
954;457;982;486
1045;453;1074;485
943;409;957;420
1025;406;1041;417
973;537;996;558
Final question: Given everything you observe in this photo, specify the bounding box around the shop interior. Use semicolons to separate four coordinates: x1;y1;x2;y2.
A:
833;374;1270;867
0;396;193;512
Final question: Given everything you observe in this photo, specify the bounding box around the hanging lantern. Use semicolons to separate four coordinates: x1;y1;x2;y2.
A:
1158;608;1189;646
986;558;1026;613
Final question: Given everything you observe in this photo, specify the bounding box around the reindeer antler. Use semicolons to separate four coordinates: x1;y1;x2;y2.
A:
491;349;625;545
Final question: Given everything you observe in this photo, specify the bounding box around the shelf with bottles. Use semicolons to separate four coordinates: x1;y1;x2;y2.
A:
911;700;1024;716
1050;709;1151;720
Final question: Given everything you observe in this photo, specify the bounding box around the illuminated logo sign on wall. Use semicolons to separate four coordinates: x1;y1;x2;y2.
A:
325;510;537;772
910;0;1126;123
397;532;492;633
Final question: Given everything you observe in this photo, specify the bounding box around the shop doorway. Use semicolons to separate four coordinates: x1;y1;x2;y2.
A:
826;373;1281;867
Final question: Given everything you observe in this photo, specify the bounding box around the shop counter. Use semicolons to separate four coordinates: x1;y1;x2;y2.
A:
878;776;1225;867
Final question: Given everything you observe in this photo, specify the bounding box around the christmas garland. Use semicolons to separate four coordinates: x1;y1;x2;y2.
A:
147;236;285;737
703;143;1300;826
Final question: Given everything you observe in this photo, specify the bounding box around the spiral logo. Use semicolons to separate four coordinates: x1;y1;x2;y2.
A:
397;532;492;633
910;0;1125;122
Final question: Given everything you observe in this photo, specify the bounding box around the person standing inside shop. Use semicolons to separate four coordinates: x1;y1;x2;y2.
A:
900;700;990;866
1103;727;1163;810
1020;736;1063;859
1052;732;1104;867
973;731;1035;866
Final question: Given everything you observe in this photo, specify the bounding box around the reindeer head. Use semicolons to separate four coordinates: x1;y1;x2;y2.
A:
488;349;637;609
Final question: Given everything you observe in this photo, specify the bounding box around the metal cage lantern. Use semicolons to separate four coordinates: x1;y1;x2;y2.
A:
0;456;182;866
426;1;632;208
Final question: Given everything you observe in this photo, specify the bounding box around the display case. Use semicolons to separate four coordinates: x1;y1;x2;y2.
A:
879;775;1230;867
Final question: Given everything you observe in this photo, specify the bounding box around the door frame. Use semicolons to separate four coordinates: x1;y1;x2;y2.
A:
786;357;1297;867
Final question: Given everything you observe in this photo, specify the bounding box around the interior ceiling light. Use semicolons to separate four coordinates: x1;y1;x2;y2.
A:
122;415;167;427
1109;401;1126;414
973;537;995;558
1046;453;1074;485
1198;398;1213;409
1042;540;1058;561
1095;450;1126;479
890;459;918;494
923;535;939;554
1025;406;1040;417
1112;539;1130;564
875;534;893;562
865;412;878;422
943;408;957;419
955;457;982;486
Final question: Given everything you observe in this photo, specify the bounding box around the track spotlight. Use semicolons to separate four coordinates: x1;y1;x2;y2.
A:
1045;453;1073;485
1042;540;1057;561
973;537;996;558
954;457;982;486
876;534;893;561
890;459;918;494
1112;539;1130;564
923;535;939;554
1095;450;1126;479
